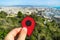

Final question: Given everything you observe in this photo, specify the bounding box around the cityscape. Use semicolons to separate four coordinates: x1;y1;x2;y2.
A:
0;7;60;23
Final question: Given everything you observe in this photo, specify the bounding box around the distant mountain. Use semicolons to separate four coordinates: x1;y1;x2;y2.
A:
0;5;34;7
0;5;53;7
10;5;54;8
0;5;60;9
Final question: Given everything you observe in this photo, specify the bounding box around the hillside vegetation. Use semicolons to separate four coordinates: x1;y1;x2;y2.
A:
0;11;60;40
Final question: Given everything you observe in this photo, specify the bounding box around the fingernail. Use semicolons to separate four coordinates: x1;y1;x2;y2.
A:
22;27;27;31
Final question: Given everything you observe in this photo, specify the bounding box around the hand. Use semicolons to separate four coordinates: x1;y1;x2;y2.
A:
4;27;27;40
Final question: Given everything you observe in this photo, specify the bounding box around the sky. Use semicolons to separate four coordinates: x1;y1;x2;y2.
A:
0;0;60;7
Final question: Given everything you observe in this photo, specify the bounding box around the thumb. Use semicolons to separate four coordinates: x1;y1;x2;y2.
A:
17;27;27;40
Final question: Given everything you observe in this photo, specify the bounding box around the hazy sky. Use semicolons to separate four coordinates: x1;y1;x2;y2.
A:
0;0;60;7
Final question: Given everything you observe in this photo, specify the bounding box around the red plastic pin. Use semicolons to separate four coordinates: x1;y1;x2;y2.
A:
21;16;36;37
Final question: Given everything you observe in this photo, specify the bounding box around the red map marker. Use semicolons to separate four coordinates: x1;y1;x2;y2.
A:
21;16;36;37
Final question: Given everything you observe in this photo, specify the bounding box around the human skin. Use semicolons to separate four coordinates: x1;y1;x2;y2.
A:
4;27;27;40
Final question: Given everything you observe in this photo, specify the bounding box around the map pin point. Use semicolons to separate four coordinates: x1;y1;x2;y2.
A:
21;16;36;37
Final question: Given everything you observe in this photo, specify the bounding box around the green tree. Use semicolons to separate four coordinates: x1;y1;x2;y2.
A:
0;11;7;18
17;11;23;18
